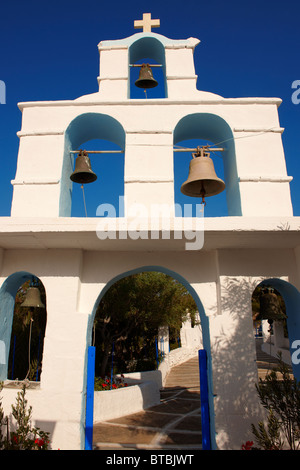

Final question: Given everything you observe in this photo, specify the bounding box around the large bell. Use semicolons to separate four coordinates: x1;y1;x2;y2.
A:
135;64;158;89
70;150;97;185
21;287;45;309
181;147;225;204
257;287;287;322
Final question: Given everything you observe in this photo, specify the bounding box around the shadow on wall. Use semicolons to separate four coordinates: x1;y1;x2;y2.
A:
210;277;265;448
210;276;300;448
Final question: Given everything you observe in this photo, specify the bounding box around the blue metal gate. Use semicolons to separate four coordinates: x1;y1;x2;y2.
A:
198;349;211;450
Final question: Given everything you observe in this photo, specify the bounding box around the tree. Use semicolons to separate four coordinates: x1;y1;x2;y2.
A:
93;272;197;376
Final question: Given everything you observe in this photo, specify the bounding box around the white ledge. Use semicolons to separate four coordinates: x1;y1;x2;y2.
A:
239;176;293;183
11;178;60;185
17;96;283;110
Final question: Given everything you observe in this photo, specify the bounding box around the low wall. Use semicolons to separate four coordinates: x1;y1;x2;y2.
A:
93;380;160;422
93;347;199;422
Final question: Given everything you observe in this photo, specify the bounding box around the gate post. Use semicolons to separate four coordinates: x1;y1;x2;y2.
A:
85;346;96;450
198;349;211;450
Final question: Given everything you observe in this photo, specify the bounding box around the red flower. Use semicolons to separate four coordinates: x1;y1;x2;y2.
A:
112;384;117;389
241;441;253;450
35;438;45;447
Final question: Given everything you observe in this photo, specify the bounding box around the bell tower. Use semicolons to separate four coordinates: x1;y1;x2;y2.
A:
10;13;293;218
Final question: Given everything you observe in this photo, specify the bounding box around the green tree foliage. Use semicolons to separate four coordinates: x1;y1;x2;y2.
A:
93;272;197;376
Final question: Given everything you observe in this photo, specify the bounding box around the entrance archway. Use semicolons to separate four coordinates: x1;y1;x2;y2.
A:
83;265;215;449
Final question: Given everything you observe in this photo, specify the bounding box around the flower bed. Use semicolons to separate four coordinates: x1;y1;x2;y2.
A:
94;374;129;391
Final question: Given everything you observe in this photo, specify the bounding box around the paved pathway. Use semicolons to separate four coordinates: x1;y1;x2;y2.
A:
92;341;293;450
93;356;202;450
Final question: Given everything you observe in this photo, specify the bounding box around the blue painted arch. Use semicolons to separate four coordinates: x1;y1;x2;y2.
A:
128;36;167;98
173;113;242;216
0;271;46;381
60;112;126;217
258;278;300;381
83;265;216;449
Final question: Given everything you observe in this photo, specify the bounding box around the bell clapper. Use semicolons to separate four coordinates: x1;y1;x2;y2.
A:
200;185;206;206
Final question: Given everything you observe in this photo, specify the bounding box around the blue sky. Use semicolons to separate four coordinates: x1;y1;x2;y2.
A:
0;0;299;218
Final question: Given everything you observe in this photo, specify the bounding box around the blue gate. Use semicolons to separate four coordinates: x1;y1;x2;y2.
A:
85;346;95;450
198;349;211;450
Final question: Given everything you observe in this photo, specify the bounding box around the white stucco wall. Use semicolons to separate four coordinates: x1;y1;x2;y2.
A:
0;240;299;449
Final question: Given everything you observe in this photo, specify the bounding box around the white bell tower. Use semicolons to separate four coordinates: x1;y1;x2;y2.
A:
10;12;293;219
1;14;299;452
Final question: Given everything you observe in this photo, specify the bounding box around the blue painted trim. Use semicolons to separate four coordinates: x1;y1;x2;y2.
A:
199;349;211;450
85;346;96;450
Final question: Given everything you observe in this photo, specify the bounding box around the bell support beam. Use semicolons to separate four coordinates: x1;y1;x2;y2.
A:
129;64;163;67
69;147;224;154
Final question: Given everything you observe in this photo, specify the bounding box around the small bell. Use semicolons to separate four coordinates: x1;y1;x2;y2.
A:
135;64;158;89
257;287;287;323
181;147;225;205
70;150;97;185
21;279;45;309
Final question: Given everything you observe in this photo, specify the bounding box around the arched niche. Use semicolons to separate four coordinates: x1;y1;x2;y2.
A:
0;271;47;382
173;113;242;217
128;36;167;99
255;278;300;382
83;265;216;448
60;113;126;217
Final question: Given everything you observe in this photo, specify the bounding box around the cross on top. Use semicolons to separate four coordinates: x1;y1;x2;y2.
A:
134;13;160;33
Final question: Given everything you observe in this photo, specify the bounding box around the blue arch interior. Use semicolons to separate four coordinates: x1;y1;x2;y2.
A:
174;113;242;216
128;37;167;99
82;265;216;449
258;278;300;381
60;113;126;217
0;271;38;380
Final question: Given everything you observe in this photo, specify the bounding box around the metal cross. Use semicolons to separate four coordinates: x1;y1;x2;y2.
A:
134;13;160;32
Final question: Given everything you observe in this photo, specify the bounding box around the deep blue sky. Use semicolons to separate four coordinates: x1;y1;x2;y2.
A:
0;0;299;218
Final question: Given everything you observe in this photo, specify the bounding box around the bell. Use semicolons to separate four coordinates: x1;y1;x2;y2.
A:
135;64;158;89
181;147;225;204
257;287;287;322
21;287;45;309
70;150;97;184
